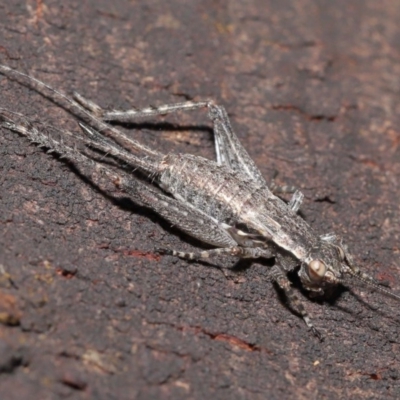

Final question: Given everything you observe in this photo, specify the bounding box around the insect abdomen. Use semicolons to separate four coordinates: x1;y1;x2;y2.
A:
159;154;262;224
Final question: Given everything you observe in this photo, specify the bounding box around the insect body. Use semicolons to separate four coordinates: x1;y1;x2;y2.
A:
0;65;399;338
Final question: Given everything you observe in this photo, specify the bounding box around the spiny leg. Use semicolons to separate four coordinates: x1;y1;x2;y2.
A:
0;65;298;197
206;103;267;185
72;94;269;185
207;105;299;195
160;246;274;261
1;110;162;177
73;92;209;121
2;112;261;258
269;265;322;339
74;93;301;197
0;114;239;251
0;65;161;160
1;119;87;166
78;123;126;151
0;114;123;185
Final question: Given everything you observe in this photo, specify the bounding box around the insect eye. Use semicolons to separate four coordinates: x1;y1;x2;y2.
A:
307;259;326;280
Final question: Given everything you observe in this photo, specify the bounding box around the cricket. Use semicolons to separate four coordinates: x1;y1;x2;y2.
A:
1;64;399;339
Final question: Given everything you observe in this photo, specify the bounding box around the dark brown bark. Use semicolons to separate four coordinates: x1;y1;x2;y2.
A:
0;1;399;399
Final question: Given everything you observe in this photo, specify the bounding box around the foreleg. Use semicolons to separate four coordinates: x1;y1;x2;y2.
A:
269;264;322;339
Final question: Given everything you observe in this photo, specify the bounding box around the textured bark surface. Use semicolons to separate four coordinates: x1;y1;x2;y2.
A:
0;1;400;399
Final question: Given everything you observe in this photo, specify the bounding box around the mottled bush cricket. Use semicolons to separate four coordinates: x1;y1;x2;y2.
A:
1;65;399;339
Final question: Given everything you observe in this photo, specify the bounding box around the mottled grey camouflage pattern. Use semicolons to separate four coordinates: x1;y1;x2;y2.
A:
1;64;399;339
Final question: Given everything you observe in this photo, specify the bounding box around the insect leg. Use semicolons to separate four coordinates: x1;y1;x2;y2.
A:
269;265;322;339
1;111;271;266
73;93;300;196
268;170;297;198
72;94;268;185
0;114;129;191
77;123;163;174
0;113;239;250
1;115;99;170
159;246;274;261
205;103;266;184
130;187;241;249
269;179;296;195
287;190;304;213
0;65;161;160
1;111;162;176
73;93;209;121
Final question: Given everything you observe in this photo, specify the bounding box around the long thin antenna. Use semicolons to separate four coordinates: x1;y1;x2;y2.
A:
347;269;400;302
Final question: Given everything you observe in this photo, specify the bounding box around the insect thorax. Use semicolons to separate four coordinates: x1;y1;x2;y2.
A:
159;153;318;261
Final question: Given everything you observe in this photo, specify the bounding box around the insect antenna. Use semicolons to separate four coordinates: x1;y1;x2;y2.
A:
345;269;400;302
